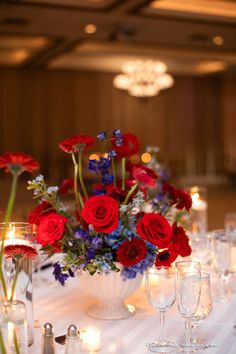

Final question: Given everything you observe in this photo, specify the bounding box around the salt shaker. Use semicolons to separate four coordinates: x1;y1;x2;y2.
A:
65;324;80;353
41;323;55;354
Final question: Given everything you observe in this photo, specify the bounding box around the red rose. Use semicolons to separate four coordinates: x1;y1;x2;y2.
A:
155;248;178;267
170;222;191;257
59;134;96;153
81;195;119;234
28;201;52;225
116;238;147;267
112;133;140;159
59;178;74;195
0;152;39;175
137;213;172;249
36;212;68;246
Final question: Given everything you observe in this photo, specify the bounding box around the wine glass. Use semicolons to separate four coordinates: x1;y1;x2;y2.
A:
225;212;236;273
145;267;178;353
211;229;231;301
176;261;201;353
191;272;213;350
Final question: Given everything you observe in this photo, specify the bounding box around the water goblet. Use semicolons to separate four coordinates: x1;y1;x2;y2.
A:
225;212;236;273
145;267;178;353
211;229;231;301
176;261;201;353
190;272;213;350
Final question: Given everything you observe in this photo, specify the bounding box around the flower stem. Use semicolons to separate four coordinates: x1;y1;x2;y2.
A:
10;259;21;301
0;329;6;354
13;328;20;354
121;157;126;191
111;158;117;188
123;183;139;205
0;173;18;298
72;153;84;210
78;152;88;200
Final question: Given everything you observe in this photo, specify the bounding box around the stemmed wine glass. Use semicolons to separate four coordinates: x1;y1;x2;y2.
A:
191;272;213;350
145;267;178;353
176;261;201;353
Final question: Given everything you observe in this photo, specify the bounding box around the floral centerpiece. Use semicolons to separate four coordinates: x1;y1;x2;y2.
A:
28;130;192;286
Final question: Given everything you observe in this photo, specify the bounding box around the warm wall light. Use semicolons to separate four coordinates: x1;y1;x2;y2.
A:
113;60;174;97
84;24;97;34
141;153;152;163
212;35;224;45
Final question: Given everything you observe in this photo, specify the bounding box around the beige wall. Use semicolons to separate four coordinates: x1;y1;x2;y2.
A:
0;68;235;180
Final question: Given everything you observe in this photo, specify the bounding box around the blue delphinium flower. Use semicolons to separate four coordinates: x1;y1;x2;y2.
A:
53;262;75;286
112;129;123;146
88;159;99;173
97;131;108;141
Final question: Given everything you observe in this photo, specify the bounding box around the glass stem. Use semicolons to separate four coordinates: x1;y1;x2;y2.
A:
159;311;166;342
185;318;192;348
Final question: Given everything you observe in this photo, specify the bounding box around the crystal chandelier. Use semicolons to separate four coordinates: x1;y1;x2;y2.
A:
113;60;174;97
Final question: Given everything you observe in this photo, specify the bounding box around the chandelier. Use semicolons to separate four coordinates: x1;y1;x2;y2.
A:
113;60;174;97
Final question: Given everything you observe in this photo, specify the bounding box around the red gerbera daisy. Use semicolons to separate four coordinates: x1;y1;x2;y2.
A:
116;238;147;267
0;152;39;175
4;244;38;260
59;134;96;153
112;133;140;159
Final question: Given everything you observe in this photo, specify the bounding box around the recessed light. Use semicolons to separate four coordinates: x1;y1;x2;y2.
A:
212;36;224;46
84;24;97;34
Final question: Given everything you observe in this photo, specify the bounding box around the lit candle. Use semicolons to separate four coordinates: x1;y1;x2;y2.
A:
80;326;102;352
191;192;207;211
3;224;32;247
8;321;16;349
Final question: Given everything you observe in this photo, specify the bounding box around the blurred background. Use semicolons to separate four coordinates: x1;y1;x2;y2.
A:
0;0;235;227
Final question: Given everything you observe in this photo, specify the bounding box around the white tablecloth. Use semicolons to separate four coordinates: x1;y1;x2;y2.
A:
29;271;236;354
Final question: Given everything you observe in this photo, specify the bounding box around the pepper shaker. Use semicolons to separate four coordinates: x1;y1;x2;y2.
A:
41;323;55;354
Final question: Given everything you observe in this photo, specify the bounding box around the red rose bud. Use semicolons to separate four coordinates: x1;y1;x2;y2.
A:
59;134;96;153
81;195;119;234
36;212;68;246
137;213;172;249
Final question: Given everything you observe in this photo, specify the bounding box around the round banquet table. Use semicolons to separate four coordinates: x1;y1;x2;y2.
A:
29;269;236;354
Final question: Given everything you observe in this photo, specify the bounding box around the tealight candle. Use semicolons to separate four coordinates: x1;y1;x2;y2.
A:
80;326;102;352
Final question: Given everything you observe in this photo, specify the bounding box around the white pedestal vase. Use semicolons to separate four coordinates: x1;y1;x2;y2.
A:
79;265;143;320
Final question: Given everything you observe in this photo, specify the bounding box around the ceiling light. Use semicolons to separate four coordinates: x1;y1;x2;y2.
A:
84;24;97;34
212;36;224;46
113;60;174;98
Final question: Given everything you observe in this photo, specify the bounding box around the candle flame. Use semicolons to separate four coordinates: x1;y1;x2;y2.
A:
7;224;16;240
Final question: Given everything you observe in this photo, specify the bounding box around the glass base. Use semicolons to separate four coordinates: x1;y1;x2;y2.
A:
178;338;212;352
146;340;178;353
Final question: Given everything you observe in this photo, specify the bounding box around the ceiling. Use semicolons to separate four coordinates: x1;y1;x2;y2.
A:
0;0;236;75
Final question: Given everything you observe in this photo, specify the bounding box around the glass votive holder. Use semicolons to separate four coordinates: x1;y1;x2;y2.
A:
0;222;35;346
187;186;208;240
80;326;102;352
225;212;236;273
0;300;28;353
